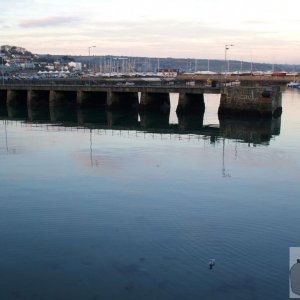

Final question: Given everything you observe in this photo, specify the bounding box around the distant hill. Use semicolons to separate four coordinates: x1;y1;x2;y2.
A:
0;45;37;60
41;54;300;73
2;45;299;73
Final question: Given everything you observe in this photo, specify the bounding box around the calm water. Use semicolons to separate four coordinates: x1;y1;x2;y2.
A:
0;89;300;300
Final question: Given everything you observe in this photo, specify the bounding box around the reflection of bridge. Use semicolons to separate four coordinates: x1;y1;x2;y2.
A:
0;104;281;145
0;83;282;116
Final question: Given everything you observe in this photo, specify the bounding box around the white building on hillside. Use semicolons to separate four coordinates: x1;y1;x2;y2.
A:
68;62;82;71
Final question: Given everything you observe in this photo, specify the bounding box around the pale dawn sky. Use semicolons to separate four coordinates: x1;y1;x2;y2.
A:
1;0;300;63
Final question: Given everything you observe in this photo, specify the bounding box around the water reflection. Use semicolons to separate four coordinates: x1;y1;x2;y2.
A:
140;111;170;129
0;105;281;145
77;108;107;126
106;110;139;128
1;120;17;155
177;112;204;131
0;92;298;300
0;103;8;117
49;106;78;124
219;116;281;145
28;107;50;122
7;104;28;119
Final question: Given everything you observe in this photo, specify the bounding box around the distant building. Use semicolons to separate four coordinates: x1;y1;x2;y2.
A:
19;62;35;69
157;68;179;77
45;65;55;71
271;71;287;76
68;62;82;71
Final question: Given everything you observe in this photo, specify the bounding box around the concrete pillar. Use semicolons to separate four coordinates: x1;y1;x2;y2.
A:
77;91;107;107
49;90;77;107
107;90;138;110
139;92;170;113
176;93;205;114
49;90;58;107
27;90;49;108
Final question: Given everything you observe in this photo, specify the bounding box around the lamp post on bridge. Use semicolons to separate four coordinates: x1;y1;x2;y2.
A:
224;44;234;84
88;46;96;85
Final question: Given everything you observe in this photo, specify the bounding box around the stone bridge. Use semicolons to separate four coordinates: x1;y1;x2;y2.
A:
0;83;282;117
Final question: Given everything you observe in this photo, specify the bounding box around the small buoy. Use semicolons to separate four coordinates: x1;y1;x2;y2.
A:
209;259;215;270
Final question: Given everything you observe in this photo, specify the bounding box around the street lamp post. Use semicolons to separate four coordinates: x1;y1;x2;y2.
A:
88;46;96;85
224;44;234;83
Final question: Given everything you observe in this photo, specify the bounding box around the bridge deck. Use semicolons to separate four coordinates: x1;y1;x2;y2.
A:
0;84;221;94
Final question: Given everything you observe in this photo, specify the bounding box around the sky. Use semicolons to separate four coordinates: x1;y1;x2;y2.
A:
1;0;300;64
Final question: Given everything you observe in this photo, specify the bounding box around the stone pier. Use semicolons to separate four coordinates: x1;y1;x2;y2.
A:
176;93;205;114
0;84;283;119
139;92;170;112
218;86;282;117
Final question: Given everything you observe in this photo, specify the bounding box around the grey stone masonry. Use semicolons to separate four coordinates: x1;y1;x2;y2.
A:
218;86;282;117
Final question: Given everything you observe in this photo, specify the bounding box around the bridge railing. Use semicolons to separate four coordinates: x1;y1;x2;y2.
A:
0;78;208;88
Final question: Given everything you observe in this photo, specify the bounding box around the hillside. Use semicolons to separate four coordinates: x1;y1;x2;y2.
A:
1;45;300;73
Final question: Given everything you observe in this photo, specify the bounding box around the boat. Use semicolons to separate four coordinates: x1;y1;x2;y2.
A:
287;81;300;88
224;79;241;87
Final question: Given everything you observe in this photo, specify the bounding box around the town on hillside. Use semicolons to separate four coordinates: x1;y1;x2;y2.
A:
1;45;300;81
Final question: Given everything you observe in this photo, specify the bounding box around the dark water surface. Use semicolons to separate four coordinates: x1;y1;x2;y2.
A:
0;89;300;299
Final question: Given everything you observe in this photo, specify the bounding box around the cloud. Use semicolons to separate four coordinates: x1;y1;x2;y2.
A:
242;20;271;25
19;16;81;28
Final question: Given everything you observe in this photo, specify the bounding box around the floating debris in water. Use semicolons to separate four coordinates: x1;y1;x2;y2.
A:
209;259;216;270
